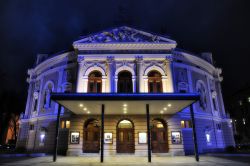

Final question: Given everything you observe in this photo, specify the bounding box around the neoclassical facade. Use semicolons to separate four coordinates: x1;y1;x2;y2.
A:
17;26;234;157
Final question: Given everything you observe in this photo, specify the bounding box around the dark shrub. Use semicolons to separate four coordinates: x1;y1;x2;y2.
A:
226;146;236;153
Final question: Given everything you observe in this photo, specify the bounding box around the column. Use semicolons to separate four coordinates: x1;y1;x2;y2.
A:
146;104;151;162
132;76;136;93
136;56;143;93
53;104;62;162
100;104;105;163
114;76;118;93
82;76;88;93
143;76;148;93
162;76;168;92
190;104;199;162
107;56;114;92
25;80;34;117
102;76;107;93
76;56;85;92
37;77;44;116
165;55;174;92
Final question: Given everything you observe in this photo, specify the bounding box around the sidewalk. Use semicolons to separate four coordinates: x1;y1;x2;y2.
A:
0;155;249;166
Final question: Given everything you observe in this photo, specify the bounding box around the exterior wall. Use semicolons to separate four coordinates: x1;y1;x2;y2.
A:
17;28;235;155
67;115;184;156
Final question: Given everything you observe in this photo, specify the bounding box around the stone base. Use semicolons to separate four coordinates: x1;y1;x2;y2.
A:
67;149;82;156
67;149;185;157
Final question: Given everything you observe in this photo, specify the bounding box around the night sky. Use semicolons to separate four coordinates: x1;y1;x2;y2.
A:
0;0;250;109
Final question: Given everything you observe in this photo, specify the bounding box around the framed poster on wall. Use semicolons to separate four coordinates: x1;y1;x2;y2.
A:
171;131;182;144
104;133;113;144
70;131;80;144
138;132;147;144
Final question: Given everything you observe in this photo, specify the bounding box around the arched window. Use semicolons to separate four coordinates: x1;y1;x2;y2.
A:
88;71;102;93
118;71;132;93
148;70;162;93
196;80;207;110
118;120;133;128
43;82;54;108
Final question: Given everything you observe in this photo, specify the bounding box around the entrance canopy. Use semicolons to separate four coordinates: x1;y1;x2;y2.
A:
51;93;200;115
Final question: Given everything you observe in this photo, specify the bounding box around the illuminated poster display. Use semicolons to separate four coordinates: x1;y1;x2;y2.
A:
138;132;147;144
171;131;181;144
70;131;80;144
104;133;113;144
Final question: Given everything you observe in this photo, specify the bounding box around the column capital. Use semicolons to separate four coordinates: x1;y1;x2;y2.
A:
77;56;85;63
107;56;114;64
165;55;173;62
135;55;143;63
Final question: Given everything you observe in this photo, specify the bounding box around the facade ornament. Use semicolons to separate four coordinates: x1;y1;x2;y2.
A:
33;91;39;100
76;26;170;43
211;91;217;98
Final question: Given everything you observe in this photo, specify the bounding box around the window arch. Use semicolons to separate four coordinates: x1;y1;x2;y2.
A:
88;71;102;93
148;70;163;93
117;71;133;93
43;81;54;109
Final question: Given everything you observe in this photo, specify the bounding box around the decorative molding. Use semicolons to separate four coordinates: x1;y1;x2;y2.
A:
144;64;166;76
115;64;135;76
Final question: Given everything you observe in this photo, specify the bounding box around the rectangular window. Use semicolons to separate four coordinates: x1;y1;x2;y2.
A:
60;120;70;129
29;124;34;130
61;121;65;128
66;120;70;128
181;120;192;128
216;123;221;131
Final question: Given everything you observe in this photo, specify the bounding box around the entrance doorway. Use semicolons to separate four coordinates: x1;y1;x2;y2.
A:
117;119;135;153
151;119;168;153
83;119;100;153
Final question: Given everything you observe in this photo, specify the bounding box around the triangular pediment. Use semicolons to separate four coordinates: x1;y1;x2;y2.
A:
73;26;177;44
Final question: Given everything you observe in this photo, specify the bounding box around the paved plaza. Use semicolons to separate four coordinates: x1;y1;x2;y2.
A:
0;155;250;166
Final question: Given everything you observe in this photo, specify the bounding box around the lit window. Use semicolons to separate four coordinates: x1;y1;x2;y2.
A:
206;133;211;144
248;97;250;103
61;121;65;128
156;122;164;128
181;120;192;128
239;100;242;105
39;132;45;146
61;120;71;129
243;118;246;125
66;121;71;128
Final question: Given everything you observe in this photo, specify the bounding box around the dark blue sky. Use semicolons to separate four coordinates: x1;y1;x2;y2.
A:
0;0;250;104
